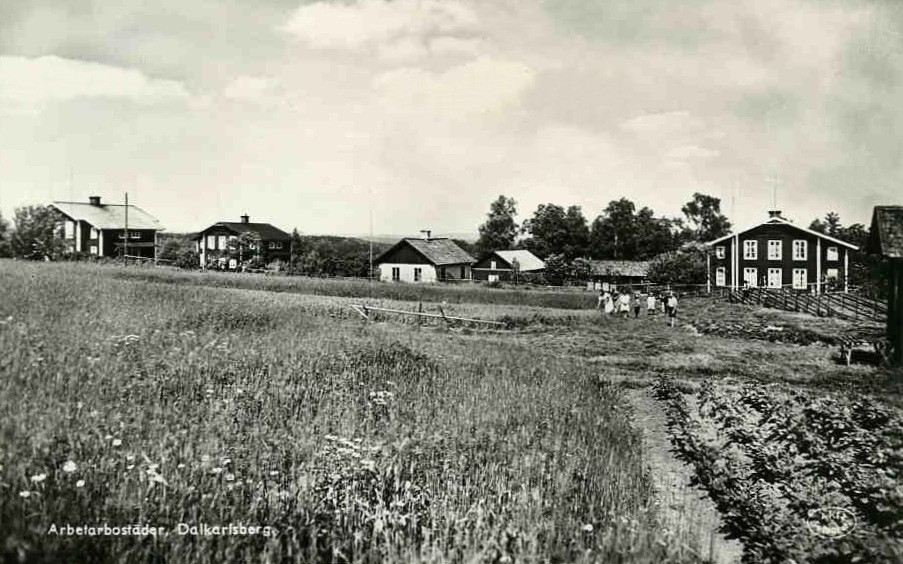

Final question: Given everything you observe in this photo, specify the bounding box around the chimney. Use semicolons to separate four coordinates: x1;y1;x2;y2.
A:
241;214;250;224
420;229;432;240
89;196;102;206
768;210;783;219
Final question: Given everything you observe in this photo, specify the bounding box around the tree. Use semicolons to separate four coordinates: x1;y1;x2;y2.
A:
521;203;589;260
475;196;518;256
647;249;708;285
226;231;263;268
0;211;10;258
10;205;64;260
681;193;731;242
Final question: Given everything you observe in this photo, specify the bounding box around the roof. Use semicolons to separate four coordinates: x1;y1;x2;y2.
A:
376;238;474;266
589;260;650;278
492;250;545;271
51;202;164;231
867;206;903;258
706;216;859;250
196;221;291;241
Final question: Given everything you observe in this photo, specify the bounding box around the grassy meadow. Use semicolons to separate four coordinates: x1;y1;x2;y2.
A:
0;261;700;564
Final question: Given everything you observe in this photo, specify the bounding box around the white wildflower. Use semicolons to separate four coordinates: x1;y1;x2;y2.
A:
30;473;47;483
582;523;594;532
112;439;122;447
75;480;85;488
62;461;77;473
19;490;31;498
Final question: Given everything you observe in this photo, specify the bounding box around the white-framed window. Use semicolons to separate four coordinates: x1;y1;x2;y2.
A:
743;267;758;287
90;227;99;239
391;267;400;281
826;268;839;280
64;221;75;238
767;268;782;288
792;240;807;260
218;235;227;249
228;235;238;246
792;268;807;289
826;247;839;261
743;240;758;260
488;274;499;282
206;235;216;250
130;231;140;239
90;245;98;255
229;259;237;269
414;267;422;282
490;260;497;269
274;242;283;249
715;246;725;259
716;267;726;287
767;240;782;260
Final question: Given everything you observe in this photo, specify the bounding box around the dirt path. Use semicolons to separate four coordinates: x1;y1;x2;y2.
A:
625;387;743;564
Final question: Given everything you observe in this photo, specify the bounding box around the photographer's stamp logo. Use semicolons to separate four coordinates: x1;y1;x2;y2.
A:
805;506;857;539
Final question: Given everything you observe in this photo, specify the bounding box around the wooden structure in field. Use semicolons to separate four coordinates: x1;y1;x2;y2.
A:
867;206;903;367
51;196;164;260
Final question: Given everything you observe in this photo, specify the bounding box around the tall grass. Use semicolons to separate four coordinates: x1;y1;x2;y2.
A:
0;262;703;563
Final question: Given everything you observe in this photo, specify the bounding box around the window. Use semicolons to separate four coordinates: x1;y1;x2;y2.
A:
743;267;758;287
716;267;726;287
130;231;141;239
490;260;497;270
267;241;284;250
792;268;807;289
90;245;98;255
743;240;758;260
715;246;725;259
826;268;839;280
792;240;807;261
414;267;422;282
229;259;237;270
275;242;283;249
90;227;99;239
826;247;839;261
391;267;400;281
767;240;782;260
767;268;782;288
460;266;466;279
64;221;75;238
218;235;227;249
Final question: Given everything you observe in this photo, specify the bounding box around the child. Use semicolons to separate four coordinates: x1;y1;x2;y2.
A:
618;292;631;319
667;293;679;327
631;293;642;318
646;293;656;316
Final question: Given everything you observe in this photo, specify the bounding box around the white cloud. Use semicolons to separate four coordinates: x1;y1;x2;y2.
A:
0;55;188;112
222;76;274;102
666;145;720;160
281;0;482;62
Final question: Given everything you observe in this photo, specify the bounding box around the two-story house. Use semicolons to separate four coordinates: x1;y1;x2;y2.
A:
707;210;858;293
50;196;164;260
194;214;291;269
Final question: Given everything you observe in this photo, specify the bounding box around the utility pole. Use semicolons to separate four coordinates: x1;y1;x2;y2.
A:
124;192;129;263
369;185;374;283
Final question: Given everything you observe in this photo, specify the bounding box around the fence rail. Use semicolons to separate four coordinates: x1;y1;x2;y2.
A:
725;286;886;322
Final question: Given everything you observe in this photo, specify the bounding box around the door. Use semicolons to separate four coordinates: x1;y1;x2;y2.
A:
715;267;726;287
743;268;757;287
768;268;782;288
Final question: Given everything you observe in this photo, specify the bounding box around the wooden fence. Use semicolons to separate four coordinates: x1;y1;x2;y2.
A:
726;287;886;322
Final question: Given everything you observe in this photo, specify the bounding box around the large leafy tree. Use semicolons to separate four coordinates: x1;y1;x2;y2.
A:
0;210;10;258
589;198;638;259
521;203;589;260
475;196;518;255
10;205;64;260
681;193;731;242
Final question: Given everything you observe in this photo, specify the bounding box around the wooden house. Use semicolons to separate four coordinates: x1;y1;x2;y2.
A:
194;215;291;269
866;205;903;367
588;260;650;291
472;250;545;282
51;196;164;260
706;210;858;293
374;236;474;282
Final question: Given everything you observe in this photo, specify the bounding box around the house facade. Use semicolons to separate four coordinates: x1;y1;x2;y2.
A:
588;260;650;291
866;205;903;366
51;196;164;260
374;237;474;283
707;211;857;293
472;249;545;282
194;215;291;269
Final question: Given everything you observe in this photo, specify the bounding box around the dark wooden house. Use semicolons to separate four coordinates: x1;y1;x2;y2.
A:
374;236;474;282
472;250;545;282
588;260;650;291
51;196;164;260
194;214;291;269
706;210;858;293
866;205;903;367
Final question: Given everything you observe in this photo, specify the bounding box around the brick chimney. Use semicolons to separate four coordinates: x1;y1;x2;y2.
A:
89;196;102;206
420;229;432;240
768;210;783;219
240;214;250;224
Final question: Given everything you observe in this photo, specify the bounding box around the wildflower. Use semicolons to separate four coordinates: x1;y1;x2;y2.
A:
211;467;223;475
31;473;47;483
76;402;83;410
225;473;235;482
76;480;85;488
19;491;31;498
126;455;135;462
126;465;135;470
582;524;594;532
148;463;159;471
269;470;279;476
112;439;122;447
221;458;231;466
62;461;77;473
104;434;113;441
177;463;186;469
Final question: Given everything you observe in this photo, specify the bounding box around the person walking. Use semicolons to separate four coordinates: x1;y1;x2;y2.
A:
667;292;679;327
631;292;641;318
603;291;614;315
646;293;656;316
618;291;631;319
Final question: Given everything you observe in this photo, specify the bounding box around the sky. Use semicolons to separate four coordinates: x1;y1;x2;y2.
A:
1;0;901;236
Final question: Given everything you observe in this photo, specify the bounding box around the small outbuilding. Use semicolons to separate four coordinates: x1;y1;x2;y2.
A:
472;249;545;282
588;260;650;292
866;205;903;367
374;236;474;282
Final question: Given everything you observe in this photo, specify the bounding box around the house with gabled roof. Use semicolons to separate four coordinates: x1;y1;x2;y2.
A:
706;210;858;293
374;233;474;282
866;205;903;366
588;260;650;291
193;214;291;269
50;196;164;260
473;249;545;282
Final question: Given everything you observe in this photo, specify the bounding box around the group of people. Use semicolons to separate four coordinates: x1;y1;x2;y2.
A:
596;287;679;326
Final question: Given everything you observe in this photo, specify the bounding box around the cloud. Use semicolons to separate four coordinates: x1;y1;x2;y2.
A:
281;0;482;62
222;76;274;102
666;145;719;160
0;55;189;112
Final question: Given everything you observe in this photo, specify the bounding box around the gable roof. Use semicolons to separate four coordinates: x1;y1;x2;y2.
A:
196;221;291;241
376;238;474;266
589;260;650;278
492;250;545;272
705;216;859;250
51;201;164;231
867;206;903;258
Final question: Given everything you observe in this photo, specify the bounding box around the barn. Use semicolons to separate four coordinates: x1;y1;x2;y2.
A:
374;237;474;283
588;260;650;291
51;196;164;260
706;210;858;293
472;249;545;282
866;205;903;367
